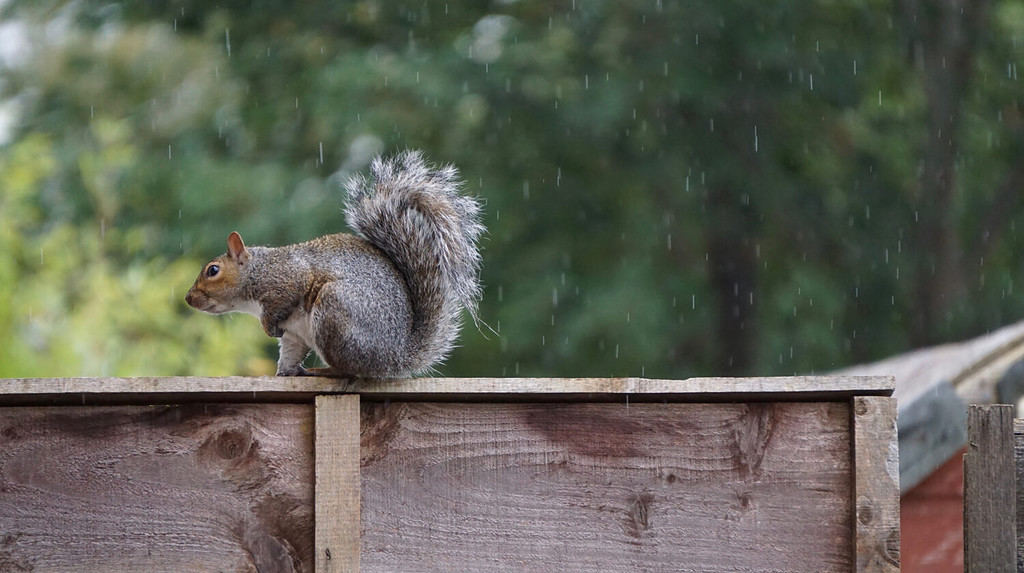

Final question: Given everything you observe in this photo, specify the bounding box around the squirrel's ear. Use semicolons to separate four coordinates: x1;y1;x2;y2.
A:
227;231;250;263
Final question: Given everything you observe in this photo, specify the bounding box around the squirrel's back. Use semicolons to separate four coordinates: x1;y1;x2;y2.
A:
343;151;483;374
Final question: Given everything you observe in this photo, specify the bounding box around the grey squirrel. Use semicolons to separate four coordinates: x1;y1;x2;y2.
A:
185;151;483;377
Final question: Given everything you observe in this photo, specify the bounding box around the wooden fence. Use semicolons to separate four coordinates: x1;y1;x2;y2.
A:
0;376;898;572
962;404;1022;572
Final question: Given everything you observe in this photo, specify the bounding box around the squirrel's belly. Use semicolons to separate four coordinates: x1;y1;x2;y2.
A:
282;310;318;351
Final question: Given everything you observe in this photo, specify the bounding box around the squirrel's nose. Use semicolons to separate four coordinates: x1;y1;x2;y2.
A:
185;291;193;306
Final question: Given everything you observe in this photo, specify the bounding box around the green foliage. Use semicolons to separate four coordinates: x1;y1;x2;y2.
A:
0;135;273;376
2;0;1023;377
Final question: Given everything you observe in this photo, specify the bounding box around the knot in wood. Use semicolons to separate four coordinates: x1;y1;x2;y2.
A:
211;428;253;460
884;529;900;565
857;501;874;525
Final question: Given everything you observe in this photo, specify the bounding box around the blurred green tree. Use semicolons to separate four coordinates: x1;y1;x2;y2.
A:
2;0;1023;378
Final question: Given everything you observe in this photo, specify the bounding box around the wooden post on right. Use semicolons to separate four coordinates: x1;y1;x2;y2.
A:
963;404;1016;573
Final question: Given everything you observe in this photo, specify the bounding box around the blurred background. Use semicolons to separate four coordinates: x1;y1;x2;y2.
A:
1;0;1023;380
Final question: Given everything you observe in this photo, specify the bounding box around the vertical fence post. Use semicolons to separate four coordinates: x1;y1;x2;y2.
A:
1015;418;1024;572
851;395;901;572
315;394;361;573
963;404;1015;573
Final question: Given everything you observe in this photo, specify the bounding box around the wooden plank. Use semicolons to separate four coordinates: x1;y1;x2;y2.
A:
360;401;853;572
963;404;1015;573
315;395;360;573
352;375;892;401
1014;419;1024;572
0;376;894;405
0;376;345;405
0;404;314;572
851;395;901;572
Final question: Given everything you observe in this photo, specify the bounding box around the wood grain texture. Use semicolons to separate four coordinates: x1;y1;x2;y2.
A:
851;396;901;572
0;376;893;405
0;376;346;405
963;404;1015;573
360;401;853;572
352;375;893;402
1014;418;1024;572
315;395;360;573
0;404;314;572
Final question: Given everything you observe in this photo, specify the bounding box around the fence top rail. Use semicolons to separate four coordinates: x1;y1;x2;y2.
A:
0;376;893;406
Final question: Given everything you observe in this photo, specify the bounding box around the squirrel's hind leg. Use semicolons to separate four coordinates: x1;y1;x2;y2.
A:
310;280;410;378
276;331;311;376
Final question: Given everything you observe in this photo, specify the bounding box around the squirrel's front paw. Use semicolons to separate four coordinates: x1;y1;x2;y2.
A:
276;365;311;377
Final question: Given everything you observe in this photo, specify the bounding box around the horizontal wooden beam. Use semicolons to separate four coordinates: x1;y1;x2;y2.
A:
0;376;892;406
350;375;893;402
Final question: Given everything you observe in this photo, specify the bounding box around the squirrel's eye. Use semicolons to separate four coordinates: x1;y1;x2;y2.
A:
206;264;220;278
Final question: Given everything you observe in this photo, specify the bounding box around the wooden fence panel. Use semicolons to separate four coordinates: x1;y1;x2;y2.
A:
359;401;853;573
963;404;1015;573
0;404;314;572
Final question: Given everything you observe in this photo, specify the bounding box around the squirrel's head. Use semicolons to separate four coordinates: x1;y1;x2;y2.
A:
185;231;252;315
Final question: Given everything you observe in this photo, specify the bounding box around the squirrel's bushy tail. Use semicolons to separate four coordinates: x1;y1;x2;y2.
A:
343;151;483;373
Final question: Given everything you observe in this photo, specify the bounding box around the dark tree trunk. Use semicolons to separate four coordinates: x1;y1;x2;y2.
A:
899;0;989;345
706;186;758;375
